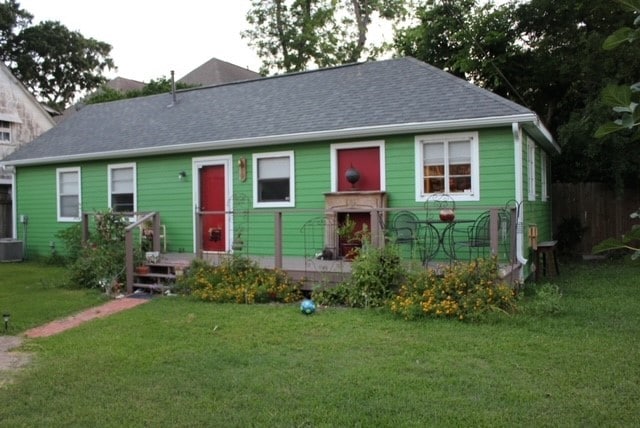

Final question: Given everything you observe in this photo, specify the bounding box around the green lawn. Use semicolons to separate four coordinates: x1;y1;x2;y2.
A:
0;262;108;333
0;260;639;426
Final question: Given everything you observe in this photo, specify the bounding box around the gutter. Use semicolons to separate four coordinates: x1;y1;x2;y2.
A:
512;122;528;270
2;114;549;167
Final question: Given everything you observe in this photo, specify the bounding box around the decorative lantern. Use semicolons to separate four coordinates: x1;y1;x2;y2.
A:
345;165;360;188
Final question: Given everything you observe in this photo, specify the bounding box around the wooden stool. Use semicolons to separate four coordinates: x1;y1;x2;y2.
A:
535;240;559;282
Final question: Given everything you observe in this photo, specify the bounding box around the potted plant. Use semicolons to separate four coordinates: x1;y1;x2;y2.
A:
337;215;363;259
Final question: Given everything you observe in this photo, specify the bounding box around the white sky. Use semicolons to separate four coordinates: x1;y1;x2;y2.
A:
17;0;395;82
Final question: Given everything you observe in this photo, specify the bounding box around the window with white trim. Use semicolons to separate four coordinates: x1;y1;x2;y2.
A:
253;151;295;208
541;151;548;201
0;121;10;143
57;167;81;221
415;132;479;201
108;163;136;213
527;137;536;201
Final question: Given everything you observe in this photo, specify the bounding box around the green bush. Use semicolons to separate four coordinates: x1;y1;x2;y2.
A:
390;257;517;321
314;244;404;308
66;210;133;289
55;222;84;263
524;283;563;316
177;256;304;304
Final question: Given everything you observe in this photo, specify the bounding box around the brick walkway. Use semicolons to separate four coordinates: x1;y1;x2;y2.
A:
23;296;150;338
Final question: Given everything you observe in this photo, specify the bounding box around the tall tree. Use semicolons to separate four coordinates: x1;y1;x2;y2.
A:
395;0;640;188
0;0;30;56
243;0;408;75
0;1;115;110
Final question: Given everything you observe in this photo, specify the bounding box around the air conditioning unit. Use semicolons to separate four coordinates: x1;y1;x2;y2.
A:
0;239;23;262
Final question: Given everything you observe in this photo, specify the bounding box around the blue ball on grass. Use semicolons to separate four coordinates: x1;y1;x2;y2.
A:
300;299;316;315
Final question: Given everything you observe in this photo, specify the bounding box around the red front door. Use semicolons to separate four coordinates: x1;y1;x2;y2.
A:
199;165;226;252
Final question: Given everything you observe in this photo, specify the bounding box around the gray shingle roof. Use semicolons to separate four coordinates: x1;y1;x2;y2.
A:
4;57;541;164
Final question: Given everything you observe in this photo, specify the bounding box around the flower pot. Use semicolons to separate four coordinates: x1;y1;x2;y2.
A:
135;265;150;275
340;242;361;260
439;209;455;222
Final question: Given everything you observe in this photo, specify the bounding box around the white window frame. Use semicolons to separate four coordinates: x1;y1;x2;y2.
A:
527;136;536;201
252;151;295;208
108;163;137;214
415;131;480;202
0;120;11;143
330;140;386;192
56;167;81;222
540;151;548;201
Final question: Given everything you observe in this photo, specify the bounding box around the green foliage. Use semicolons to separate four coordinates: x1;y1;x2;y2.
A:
523;283;563;316
389;257;517;321
84;76;198;105
243;0;409;75
67;210;131;289
0;0;32;54
54;223;84;262
177;256;304;303
1;8;114;110
314;243;404;308
395;0;640;188
596;1;640;138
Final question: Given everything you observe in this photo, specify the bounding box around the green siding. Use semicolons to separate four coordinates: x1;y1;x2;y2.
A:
520;132;554;279
15;126;555;262
477;128;516;206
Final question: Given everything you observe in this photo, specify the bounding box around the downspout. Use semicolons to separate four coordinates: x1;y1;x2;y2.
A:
512;122;527;268
10;167;17;239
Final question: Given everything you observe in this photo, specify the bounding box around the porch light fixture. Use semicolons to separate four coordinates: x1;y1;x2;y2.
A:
2;313;9;332
238;157;247;182
178;171;187;181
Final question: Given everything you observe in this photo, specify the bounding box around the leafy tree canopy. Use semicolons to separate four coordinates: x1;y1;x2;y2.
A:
243;0;409;75
84;76;197;105
0;0;115;110
395;0;640;188
596;0;640;138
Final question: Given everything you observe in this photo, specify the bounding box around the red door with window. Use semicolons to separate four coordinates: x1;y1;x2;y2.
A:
199;165;226;252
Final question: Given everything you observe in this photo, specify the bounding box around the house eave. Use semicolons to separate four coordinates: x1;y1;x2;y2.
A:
1;114;549;167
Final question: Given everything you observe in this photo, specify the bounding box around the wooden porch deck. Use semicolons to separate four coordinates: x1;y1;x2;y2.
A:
152;252;521;292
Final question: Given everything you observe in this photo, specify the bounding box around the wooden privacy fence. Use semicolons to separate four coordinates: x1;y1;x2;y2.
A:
552;183;640;255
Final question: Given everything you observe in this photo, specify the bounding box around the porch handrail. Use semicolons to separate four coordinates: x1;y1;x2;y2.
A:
194;205;517;267
124;212;161;294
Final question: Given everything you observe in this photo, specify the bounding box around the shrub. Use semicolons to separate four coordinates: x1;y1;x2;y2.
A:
177;255;304;304
51;223;84;265
389;257;517;321
524;283;563;316
66;210;134;289
313;243;404;308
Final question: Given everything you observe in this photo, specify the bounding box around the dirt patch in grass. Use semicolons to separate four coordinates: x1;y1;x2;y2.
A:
0;336;31;387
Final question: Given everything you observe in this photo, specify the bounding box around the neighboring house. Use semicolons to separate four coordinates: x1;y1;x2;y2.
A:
177;57;261;86
0;63;56;238
57;58;259;124
1;57;560;279
104;76;146;92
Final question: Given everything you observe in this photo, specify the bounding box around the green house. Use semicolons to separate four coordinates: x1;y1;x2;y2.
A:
1;57;559;281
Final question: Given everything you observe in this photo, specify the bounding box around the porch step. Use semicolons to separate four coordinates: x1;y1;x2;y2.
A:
132;259;189;294
132;282;171;293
